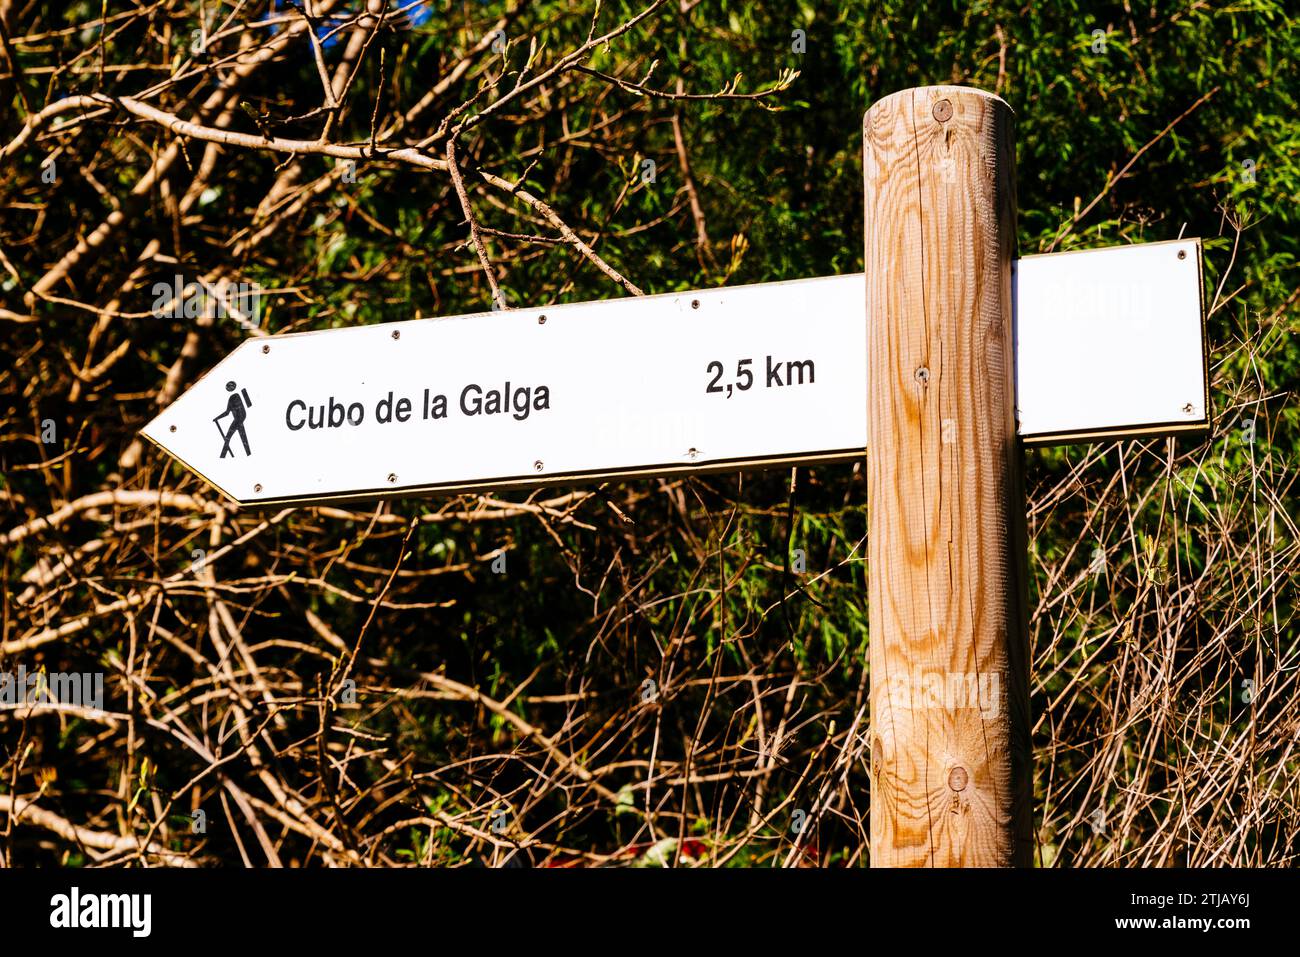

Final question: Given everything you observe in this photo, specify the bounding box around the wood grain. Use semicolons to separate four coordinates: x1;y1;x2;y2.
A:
864;86;1031;866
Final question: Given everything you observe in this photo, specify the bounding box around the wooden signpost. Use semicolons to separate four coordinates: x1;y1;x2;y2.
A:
864;86;1024;867
143;84;1210;867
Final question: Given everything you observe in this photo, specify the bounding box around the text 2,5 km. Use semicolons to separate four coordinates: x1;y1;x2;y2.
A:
705;356;816;397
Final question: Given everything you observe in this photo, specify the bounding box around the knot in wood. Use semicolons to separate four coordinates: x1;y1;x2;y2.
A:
948;766;969;792
932;99;953;123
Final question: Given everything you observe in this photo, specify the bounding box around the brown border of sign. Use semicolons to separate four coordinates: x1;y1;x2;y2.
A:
135;439;866;508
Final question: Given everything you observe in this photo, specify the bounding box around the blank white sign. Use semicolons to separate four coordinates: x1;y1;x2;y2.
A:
1014;238;1207;443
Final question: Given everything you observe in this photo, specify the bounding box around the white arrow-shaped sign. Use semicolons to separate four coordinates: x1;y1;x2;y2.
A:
142;238;1207;506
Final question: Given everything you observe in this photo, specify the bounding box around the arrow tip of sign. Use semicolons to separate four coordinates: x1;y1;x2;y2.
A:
137;412;248;507
138;412;165;444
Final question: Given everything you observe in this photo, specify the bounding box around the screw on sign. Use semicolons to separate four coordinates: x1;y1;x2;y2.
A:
142;85;1210;867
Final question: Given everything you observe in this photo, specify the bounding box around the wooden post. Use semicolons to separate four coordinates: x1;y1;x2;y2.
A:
864;86;1031;866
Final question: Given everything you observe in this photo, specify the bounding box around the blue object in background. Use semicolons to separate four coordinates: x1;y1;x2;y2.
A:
392;1;435;29
256;1;436;50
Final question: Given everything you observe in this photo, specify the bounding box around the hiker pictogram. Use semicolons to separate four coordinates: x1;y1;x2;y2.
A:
214;381;253;457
